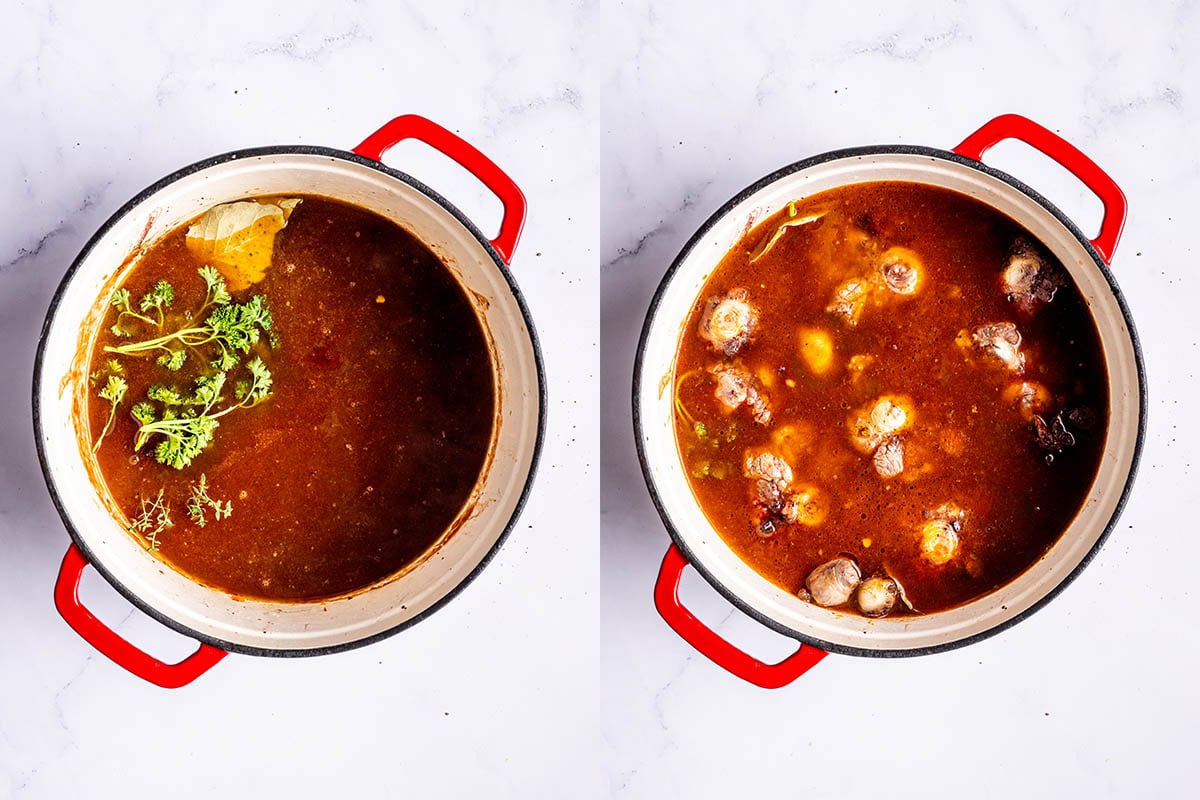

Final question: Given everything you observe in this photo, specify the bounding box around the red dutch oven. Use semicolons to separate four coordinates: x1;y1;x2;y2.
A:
634;114;1145;688
35;115;546;687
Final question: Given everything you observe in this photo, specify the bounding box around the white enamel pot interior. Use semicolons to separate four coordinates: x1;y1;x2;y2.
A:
635;147;1145;656
36;147;545;655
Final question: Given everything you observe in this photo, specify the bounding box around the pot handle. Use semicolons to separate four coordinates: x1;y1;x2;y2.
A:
54;544;226;689
654;544;826;689
353;115;527;265
953;114;1127;264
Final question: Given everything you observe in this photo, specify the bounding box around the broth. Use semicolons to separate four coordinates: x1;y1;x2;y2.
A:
674;182;1108;617
84;195;495;601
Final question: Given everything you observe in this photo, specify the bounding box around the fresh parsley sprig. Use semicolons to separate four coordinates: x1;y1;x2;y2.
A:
130;357;273;470
105;292;273;371
198;265;231;311
98;266;277;468
110;280;174;337
92;375;127;454
104;267;274;373
89;359;123;386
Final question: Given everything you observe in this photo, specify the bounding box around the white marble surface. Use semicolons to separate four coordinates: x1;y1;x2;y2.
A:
0;2;596;798
602;2;1198;798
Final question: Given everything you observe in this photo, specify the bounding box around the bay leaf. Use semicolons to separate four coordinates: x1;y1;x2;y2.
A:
185;198;300;291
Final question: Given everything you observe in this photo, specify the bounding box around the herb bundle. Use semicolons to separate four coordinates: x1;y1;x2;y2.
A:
93;266;275;470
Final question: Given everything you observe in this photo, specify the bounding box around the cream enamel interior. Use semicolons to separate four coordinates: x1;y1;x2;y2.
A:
637;153;1140;652
37;152;541;652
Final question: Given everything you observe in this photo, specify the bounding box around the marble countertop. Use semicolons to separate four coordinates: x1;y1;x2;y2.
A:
601;1;1197;798
0;2;595;798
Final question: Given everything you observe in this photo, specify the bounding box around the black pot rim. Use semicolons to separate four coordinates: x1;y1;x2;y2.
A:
632;143;1147;660
33;144;548;659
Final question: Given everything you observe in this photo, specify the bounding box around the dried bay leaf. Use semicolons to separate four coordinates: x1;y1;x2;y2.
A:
185;198;300;291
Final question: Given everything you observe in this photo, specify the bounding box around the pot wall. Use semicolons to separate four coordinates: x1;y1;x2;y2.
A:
636;151;1142;654
36;151;542;653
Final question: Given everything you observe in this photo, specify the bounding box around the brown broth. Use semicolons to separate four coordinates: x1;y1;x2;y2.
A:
85;196;495;601
674;182;1108;616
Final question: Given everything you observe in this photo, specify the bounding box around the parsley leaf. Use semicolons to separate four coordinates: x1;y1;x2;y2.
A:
233;357;272;405
132;360;273;469
156;348;187;371
110;286;158;333
139;280;174;319
198;265;231;309
151;415;219;471
131;402;157;426
211;349;239;372
91;375;127;454
147;384;187;405
103;266;276;470
99;375;127;405
104;269;275;371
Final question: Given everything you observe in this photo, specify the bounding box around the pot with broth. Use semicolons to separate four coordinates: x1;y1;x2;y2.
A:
673;181;1108;619
84;194;496;601
38;115;543;688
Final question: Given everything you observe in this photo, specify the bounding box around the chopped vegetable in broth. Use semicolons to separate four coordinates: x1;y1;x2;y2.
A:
674;182;1108;617
86;195;495;601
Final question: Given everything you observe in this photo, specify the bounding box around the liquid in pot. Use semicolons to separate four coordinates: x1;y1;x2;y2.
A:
673;182;1108;617
84;195;495;602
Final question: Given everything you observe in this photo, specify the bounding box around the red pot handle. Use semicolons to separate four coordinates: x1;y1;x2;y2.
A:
54;544;226;689
953;114;1126;265
353;115;527;265
654;544;826;689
